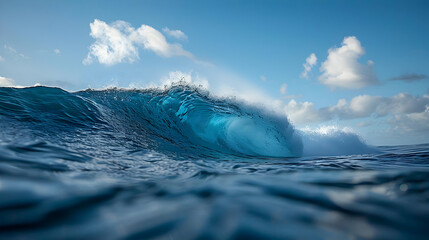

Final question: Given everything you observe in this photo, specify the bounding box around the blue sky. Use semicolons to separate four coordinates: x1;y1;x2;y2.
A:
1;0;428;145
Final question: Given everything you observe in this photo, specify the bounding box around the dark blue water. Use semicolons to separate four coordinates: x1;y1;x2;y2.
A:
0;86;428;239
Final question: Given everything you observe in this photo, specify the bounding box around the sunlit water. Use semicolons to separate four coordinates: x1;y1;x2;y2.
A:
0;86;428;239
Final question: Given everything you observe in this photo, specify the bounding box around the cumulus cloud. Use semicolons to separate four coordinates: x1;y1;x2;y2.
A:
319;36;378;90
282;93;429;124
327;95;382;119
330;93;429;119
283;99;331;124
389;73;428;82
0;76;14;87
280;83;287;94
83;20;138;65
83;19;194;65
162;27;188;40
300;53;317;79
388;108;429;133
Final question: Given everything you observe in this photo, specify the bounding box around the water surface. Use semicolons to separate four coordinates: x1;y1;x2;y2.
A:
0;86;428;239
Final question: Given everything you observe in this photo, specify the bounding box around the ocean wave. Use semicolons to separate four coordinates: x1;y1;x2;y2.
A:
0;85;374;157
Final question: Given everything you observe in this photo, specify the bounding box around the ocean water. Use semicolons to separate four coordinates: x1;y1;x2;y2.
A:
0;85;428;240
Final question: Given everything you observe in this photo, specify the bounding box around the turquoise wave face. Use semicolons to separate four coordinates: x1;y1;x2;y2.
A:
78;86;303;157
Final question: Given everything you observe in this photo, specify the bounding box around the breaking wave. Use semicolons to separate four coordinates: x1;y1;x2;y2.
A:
0;85;375;158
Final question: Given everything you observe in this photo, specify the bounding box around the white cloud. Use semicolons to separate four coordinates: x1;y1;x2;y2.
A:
0;76;14;87
388;107;429;133
282;93;429;126
83;19;194;65
328;93;429;119
0;56;4;61
377;93;429;116
162;27;188;40
54;49;61;54
300;53;317;79
283;99;330;124
280;83;287;94
319;36;378;89
83;20;140;65
328;95;382;119
130;24;193;58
